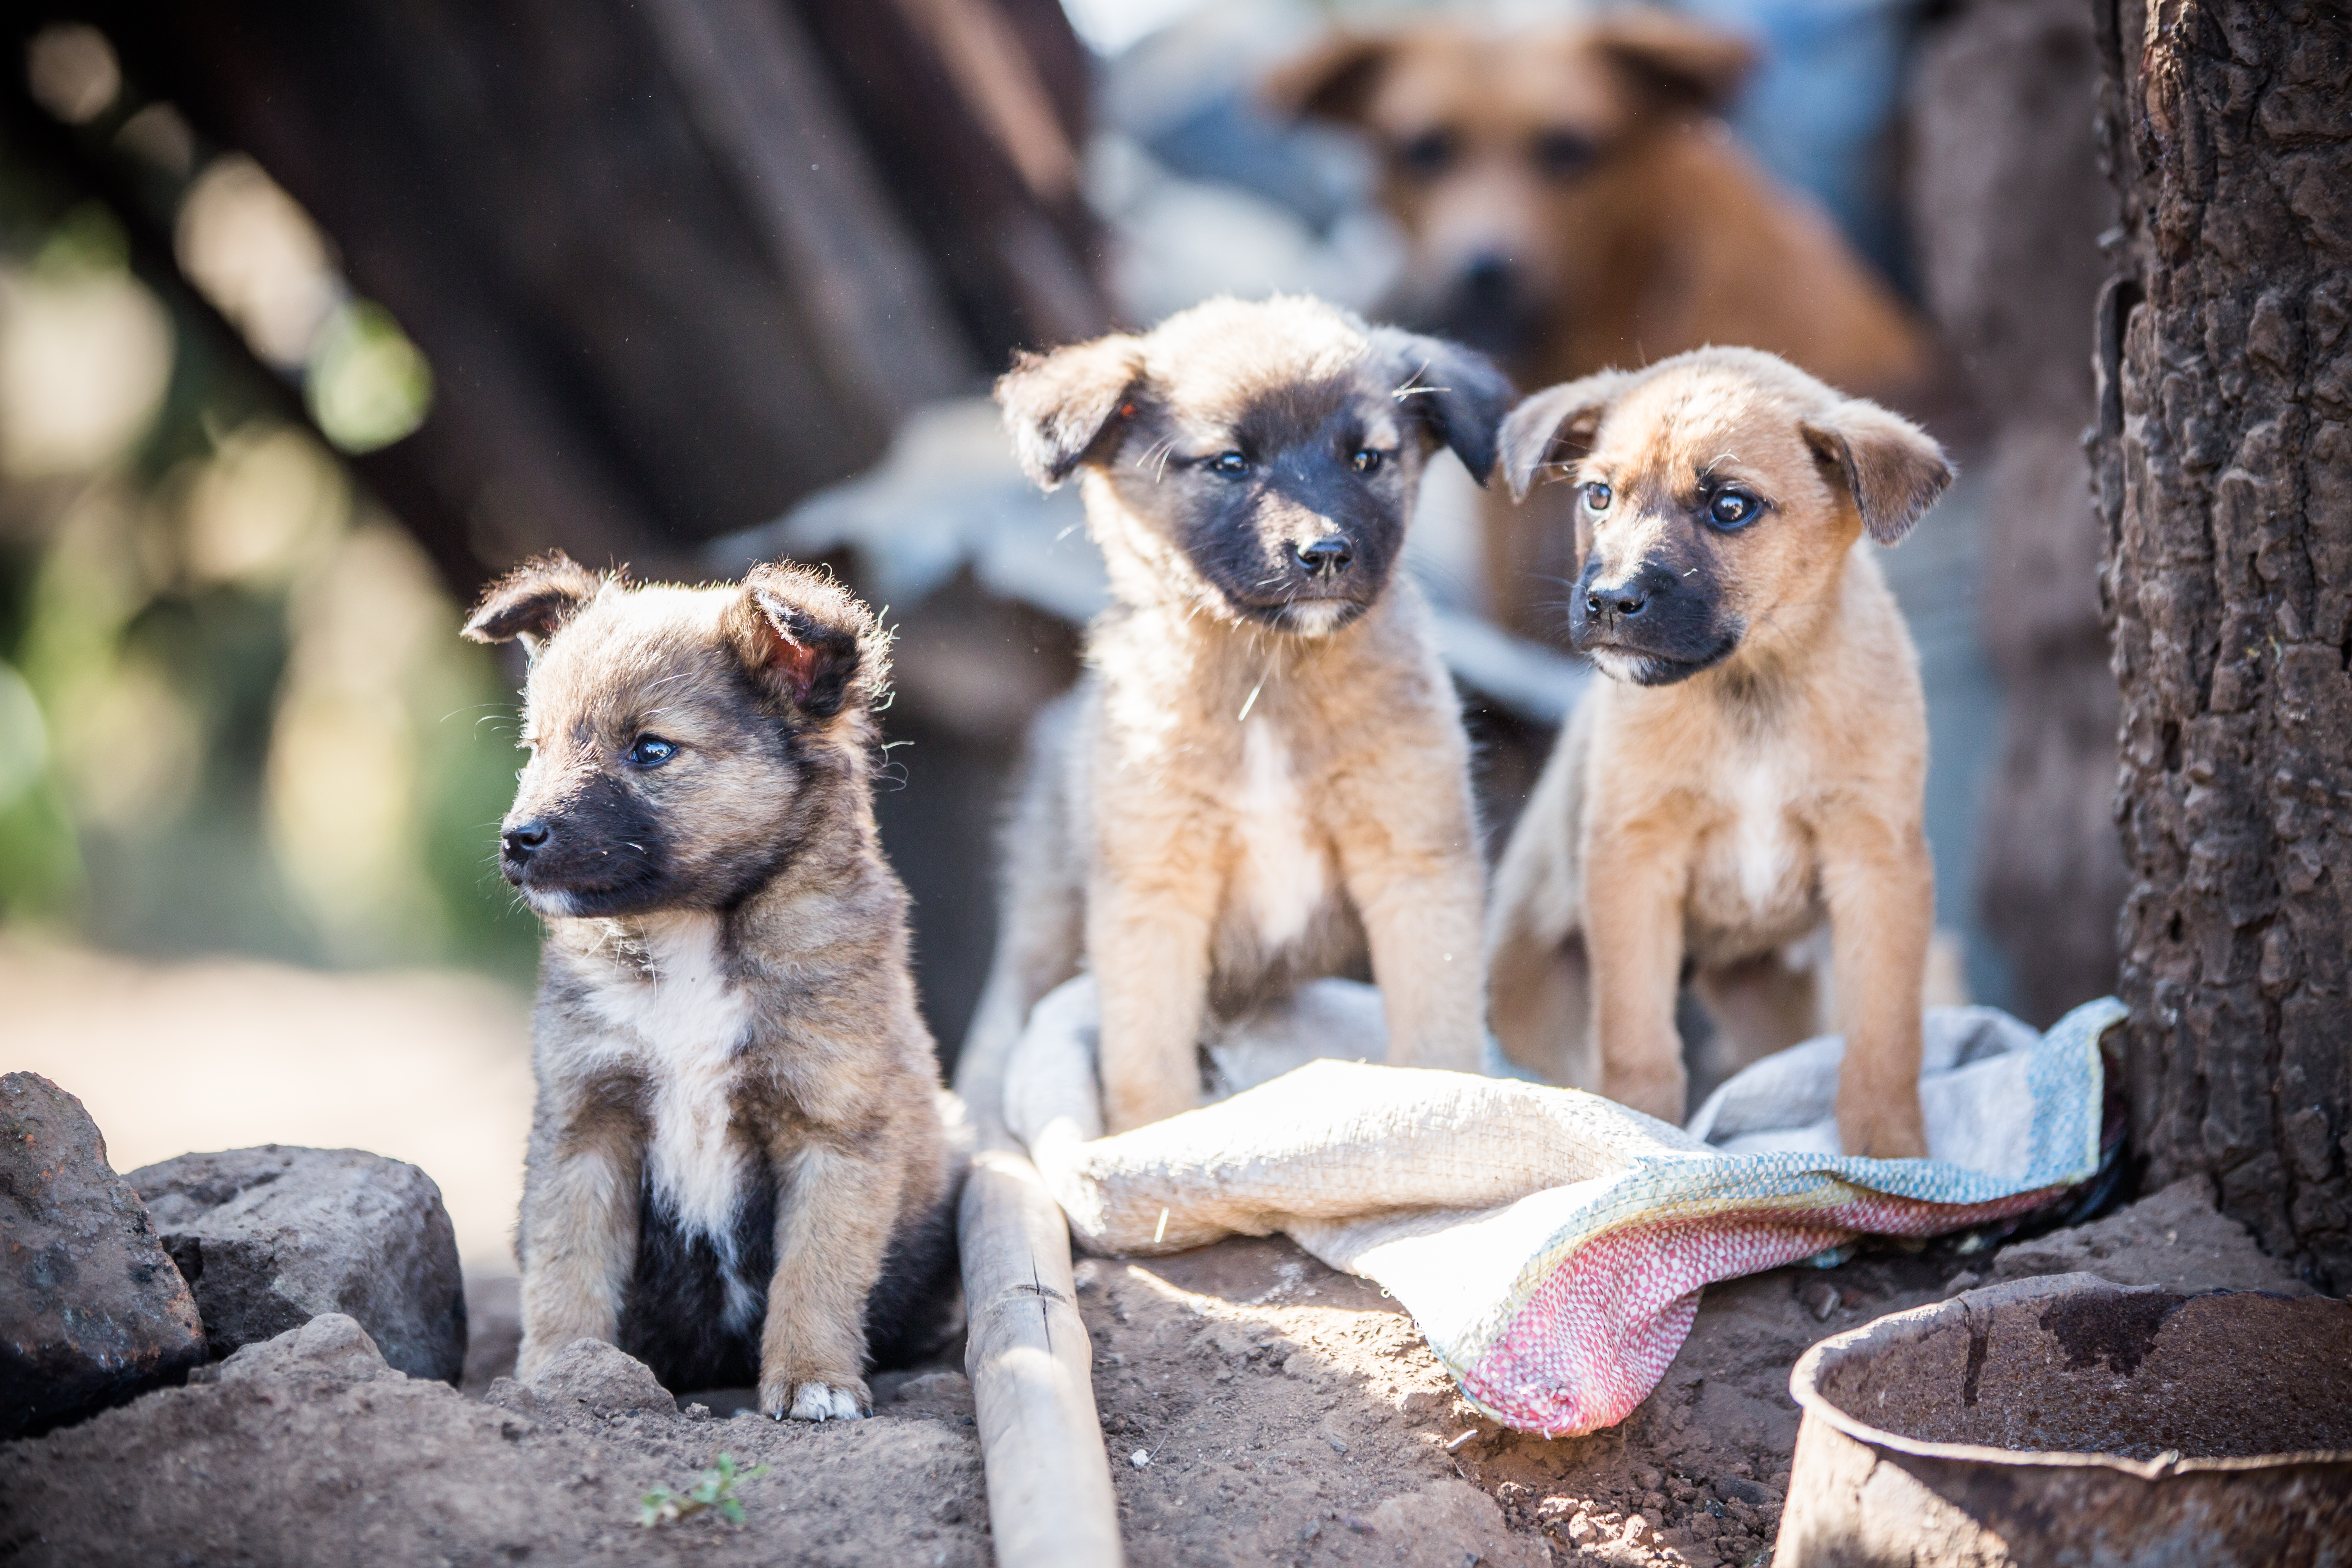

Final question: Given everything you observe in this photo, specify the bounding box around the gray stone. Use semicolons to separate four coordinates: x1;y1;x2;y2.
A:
0;1073;207;1437
129;1145;466;1384
527;1338;677;1414
1990;1175;2314;1297
192;1312;401;1388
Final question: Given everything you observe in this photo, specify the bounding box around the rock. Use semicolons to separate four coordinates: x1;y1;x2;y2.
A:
527;1338;677;1415
1716;1475;1775;1508
129;1145;466;1384
1991;1176;2314;1296
1363;1481;1543;1568
0;1073;206;1438
191;1313;401;1388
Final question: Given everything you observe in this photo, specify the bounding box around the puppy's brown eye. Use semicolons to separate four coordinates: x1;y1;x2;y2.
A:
1208;452;1250;477
1351;449;1385;475
1708;488;1760;530
627;735;678;768
1396;128;1457;178
1582;480;1612;512
1533;128;1600;181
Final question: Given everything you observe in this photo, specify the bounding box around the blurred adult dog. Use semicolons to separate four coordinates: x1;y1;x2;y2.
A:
1267;11;1932;640
466;555;957;1419
958;296;1510;1134
1486;348;1950;1158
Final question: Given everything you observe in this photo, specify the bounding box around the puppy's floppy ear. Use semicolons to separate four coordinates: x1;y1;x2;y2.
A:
462;552;605;651
1801;399;1954;546
727;562;887;720
1262;33;1394;124
996;334;1145;490
1497;371;1637;501
1592;12;1755;114
1371;328;1516;486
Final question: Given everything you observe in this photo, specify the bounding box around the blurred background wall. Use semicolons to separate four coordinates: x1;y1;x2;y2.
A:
0;0;2120;1264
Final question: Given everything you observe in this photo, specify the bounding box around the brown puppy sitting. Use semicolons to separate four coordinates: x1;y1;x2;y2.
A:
1266;12;1933;645
1485;348;1951;1158
465;555;956;1419
956;296;1511;1136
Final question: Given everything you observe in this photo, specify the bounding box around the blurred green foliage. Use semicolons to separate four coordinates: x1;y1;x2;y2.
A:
0;136;536;983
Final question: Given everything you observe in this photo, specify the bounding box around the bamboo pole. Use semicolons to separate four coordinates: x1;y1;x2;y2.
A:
960;1144;1122;1567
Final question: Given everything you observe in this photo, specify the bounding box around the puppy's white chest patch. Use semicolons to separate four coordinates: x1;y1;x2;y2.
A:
586;913;760;1321
1727;759;1796;913
1230;719;1330;948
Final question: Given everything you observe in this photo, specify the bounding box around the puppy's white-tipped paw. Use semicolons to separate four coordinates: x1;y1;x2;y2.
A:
783;1381;868;1422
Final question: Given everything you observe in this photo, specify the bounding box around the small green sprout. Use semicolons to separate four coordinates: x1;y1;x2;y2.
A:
639;1452;770;1528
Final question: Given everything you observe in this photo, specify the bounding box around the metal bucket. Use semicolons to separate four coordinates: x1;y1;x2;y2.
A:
1776;1272;2352;1566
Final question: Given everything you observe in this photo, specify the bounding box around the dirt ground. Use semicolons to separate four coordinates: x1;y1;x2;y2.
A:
1065;1173;2316;1568
0;1315;992;1567
0;1174;2315;1566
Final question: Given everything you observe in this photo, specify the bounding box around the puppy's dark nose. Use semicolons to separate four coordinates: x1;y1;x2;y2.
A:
1459;251;1517;304
1586;582;1649;622
1296;534;1354;577
502;819;552;859
1442;252;1528;358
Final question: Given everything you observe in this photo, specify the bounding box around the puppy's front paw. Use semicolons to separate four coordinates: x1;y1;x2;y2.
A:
1102;1082;1198;1136
1837;1096;1928;1160
762;1377;870;1422
1601;1065;1688;1128
514;1336;559;1385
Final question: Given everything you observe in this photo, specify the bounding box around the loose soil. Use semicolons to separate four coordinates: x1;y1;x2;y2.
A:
1072;1174;2314;1568
0;1177;2313;1566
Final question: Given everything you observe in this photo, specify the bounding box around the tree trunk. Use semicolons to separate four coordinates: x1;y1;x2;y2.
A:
2094;0;2352;1292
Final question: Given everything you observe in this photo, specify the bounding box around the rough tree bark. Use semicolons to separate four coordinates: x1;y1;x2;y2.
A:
2094;1;2352;1292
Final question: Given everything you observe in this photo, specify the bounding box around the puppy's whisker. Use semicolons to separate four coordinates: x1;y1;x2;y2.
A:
1391;361;1449;401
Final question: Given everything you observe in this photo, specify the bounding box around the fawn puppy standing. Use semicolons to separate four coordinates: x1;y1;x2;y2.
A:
465;555;957;1420
958;296;1513;1135
1486;348;1951;1158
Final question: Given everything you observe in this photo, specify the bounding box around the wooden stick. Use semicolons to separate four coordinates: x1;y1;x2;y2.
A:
960;1146;1123;1567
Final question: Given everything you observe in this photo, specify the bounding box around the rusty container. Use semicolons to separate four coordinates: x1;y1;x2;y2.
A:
1775;1271;2352;1566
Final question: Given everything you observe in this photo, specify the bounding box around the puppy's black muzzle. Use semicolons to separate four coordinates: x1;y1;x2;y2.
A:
497;775;668;910
1570;556;1740;684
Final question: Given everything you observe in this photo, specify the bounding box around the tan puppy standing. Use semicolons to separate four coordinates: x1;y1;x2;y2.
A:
465;555;957;1420
1486;348;1950;1158
957;296;1512;1135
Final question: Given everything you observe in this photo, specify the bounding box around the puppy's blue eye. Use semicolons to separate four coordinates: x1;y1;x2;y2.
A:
627;735;677;768
1708;488;1760;530
1582;480;1612;512
1351;448;1385;475
1208;451;1250;477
